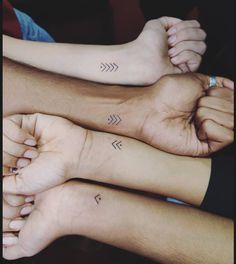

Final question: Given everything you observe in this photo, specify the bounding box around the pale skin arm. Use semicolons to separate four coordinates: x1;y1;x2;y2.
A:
73;127;212;207
4;113;210;207
3;181;234;264
3;18;207;85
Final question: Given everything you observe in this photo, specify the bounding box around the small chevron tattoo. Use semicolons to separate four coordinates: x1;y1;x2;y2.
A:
94;194;102;205
108;114;122;125
112;140;122;150
100;62;118;72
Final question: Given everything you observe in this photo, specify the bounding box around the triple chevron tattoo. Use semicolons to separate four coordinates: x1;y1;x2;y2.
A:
100;63;118;72
108;114;122;125
112;140;122;150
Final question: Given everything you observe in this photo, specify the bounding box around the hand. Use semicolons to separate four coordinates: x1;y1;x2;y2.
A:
167;19;207;72
134;16;207;84
3;114;87;195
3;182;79;260
139;73;234;156
196;81;234;150
3;193;34;234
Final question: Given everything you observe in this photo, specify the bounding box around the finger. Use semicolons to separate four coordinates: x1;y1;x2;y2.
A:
3;166;15;176
169;41;207;57
198;96;234;114
3;199;34;219
167;20;201;35
4;194;26;207
171;50;202;72
194;74;234;90
177;63;190;73
3;233;19;248
158;16;182;30
207;77;234;90
3;217;26;232
3;238;28;260
3;151;30;168
207;87;234;102
168;28;207;47
3;135;39;159
196;107;234;129
198;119;233;153
3;117;37;146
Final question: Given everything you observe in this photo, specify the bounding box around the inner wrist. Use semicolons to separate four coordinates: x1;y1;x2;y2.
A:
58;181;95;236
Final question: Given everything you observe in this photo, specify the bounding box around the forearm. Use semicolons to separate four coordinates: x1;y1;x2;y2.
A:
3;35;146;85
3;58;146;137
74;128;211;206
64;182;233;264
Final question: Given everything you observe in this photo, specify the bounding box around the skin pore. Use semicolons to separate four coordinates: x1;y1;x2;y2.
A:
3;17;207;85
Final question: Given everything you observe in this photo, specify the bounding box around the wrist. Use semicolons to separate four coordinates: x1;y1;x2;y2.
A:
55;181;96;236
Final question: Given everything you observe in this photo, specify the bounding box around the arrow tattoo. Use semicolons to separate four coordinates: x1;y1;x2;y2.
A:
100;62;119;72
112;140;122;150
94;194;102;205
108;114;122;125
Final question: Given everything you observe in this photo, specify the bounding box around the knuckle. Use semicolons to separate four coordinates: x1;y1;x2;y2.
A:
200;42;207;53
200;29;207;40
197;106;206;117
193;20;201;27
198;97;207;107
225;132;234;143
201;119;210;130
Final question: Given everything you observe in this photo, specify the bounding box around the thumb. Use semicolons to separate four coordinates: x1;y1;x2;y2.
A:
158;16;182;31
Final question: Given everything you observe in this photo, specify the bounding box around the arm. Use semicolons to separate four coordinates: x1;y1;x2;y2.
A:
3;17;206;85
3;181;234;264
3;58;234;156
4;113;210;207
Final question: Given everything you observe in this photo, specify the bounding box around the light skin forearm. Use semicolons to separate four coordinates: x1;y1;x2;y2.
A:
3;35;151;85
72;127;211;206
63;182;233;264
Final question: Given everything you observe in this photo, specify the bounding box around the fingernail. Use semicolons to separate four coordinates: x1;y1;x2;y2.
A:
168;27;176;35
17;158;30;168
25;196;35;203
23;150;38;159
24;139;37;146
9;219;25;230
168;47;176;56
20;205;33;216
168;35;176;45
3;236;18;246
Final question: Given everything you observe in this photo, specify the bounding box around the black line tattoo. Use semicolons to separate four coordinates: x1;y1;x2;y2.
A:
100;63;118;72
112;140;122;150
94;194;102;205
108;114;122;125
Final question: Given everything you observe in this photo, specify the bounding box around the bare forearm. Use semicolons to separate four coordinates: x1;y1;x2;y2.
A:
66;182;233;264
3;58;146;137
73;128;211;206
3;35;147;85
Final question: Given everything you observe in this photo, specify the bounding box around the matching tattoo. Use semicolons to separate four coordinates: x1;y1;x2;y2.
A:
108;114;122;125
94;194;102;205
100;63;118;72
112;140;122;150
